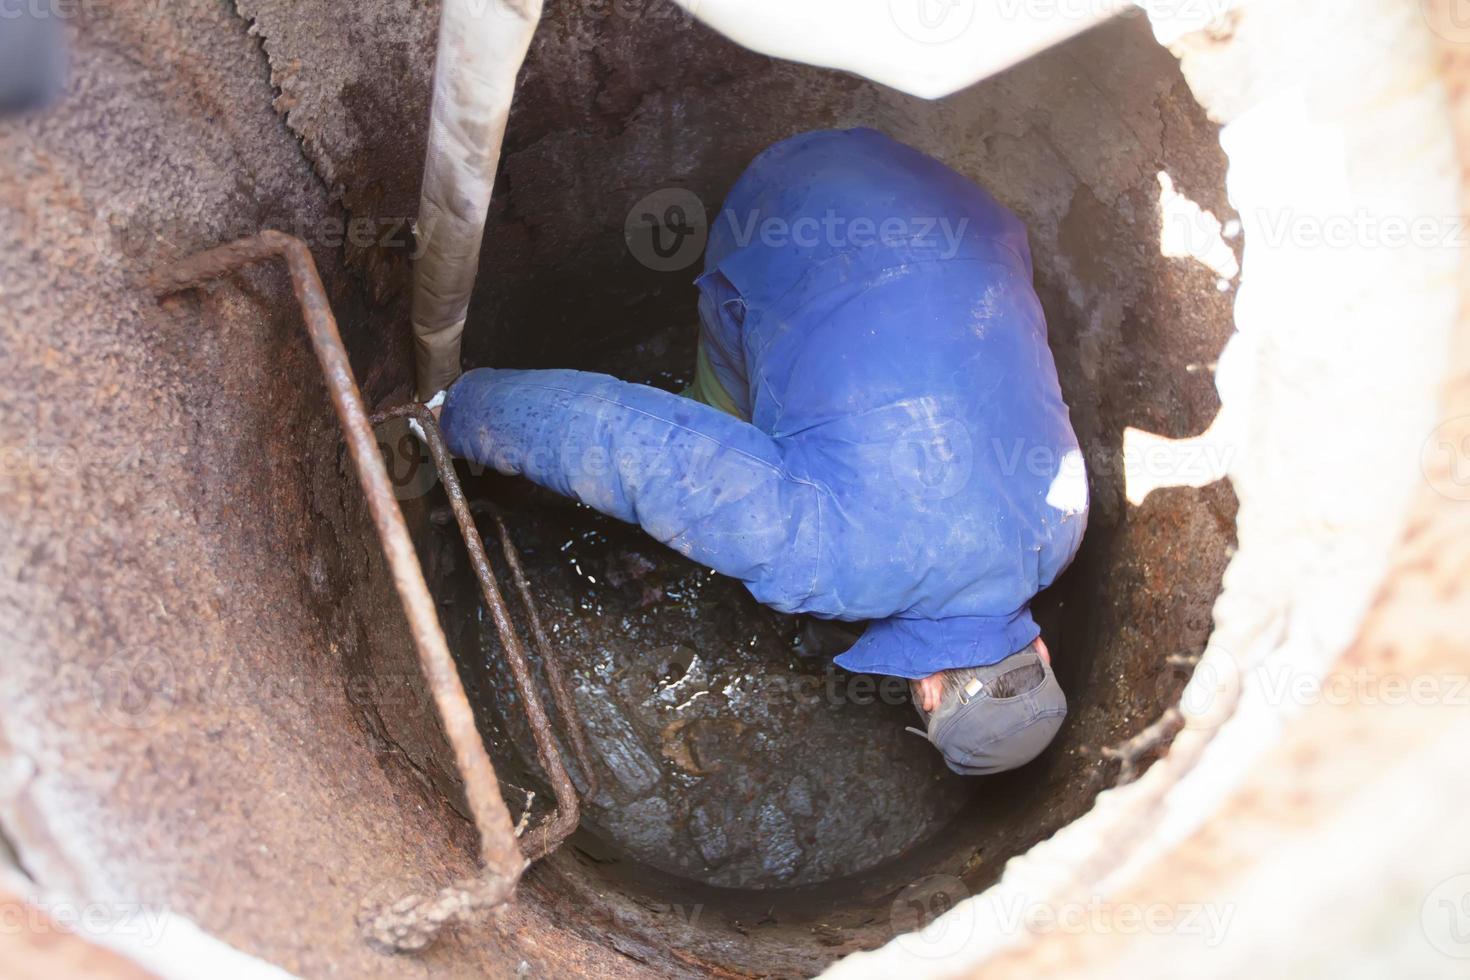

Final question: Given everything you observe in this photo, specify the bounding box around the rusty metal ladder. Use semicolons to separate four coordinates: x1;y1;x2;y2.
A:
150;231;595;952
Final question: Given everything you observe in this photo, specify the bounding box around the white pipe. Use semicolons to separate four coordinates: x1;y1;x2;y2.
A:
412;0;543;399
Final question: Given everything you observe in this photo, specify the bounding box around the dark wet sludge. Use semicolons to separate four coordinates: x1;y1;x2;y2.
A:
440;497;974;890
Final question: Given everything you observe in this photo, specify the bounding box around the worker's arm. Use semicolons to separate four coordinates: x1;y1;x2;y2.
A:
439;368;825;613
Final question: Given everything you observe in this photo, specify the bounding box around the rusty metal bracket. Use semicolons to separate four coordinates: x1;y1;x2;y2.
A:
369;402;597;861
148;231;586;952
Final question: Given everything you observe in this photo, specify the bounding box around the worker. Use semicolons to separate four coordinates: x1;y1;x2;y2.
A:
431;128;1087;775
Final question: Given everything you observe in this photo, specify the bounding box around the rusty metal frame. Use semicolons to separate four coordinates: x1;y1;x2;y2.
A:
149;231;588;951
368;402;596;862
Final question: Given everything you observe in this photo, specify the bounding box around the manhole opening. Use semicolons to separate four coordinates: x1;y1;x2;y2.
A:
410;10;1239;975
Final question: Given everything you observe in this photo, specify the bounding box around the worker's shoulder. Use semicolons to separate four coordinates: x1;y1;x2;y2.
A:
739;128;1024;238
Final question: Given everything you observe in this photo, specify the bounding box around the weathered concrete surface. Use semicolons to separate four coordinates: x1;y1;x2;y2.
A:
233;0;436;305
0;1;670;976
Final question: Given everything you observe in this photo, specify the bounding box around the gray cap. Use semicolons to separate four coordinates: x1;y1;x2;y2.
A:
909;646;1067;775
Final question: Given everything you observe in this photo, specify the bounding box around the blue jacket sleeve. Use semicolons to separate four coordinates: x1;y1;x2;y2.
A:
439;368;826;614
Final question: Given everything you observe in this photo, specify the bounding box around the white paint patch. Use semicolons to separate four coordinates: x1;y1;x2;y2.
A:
1140;0;1239;45
1122;423;1234;506
1157;170;1241;282
1044;448;1088;515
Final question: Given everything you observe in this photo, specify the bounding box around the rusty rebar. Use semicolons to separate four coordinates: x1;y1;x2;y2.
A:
426;496;599;800
1102;706;1185;785
149;231;525;949
370;402;584;862
487;511;599;802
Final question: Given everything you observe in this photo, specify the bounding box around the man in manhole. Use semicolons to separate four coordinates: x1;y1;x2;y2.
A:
431;128;1087;775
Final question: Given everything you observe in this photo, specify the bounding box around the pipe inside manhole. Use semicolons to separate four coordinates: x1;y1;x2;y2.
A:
6;0;1461;977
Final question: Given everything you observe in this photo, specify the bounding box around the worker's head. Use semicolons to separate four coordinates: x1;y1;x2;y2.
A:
907;639;1066;775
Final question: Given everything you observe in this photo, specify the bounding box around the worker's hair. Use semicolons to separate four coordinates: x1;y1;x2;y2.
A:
910;639;1048;724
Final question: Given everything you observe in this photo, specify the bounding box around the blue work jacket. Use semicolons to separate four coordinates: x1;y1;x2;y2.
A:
442;128;1087;678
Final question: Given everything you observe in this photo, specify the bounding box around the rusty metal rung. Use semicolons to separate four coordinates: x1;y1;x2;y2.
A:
369;401;596;859
149;231;586;954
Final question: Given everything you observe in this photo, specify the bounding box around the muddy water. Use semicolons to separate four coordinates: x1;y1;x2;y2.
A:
446;499;973;889
431;329;974;888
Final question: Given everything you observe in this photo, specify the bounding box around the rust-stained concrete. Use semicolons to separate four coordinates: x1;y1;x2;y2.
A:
0;0;672;975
